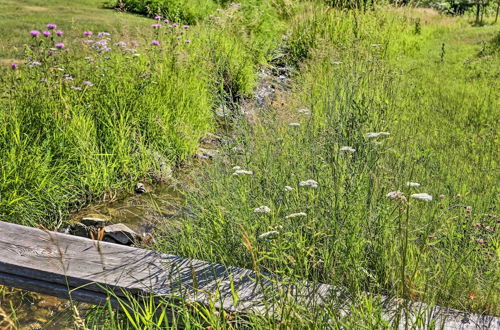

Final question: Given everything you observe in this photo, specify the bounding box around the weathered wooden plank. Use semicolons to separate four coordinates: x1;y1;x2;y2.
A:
0;220;499;329
0;221;328;314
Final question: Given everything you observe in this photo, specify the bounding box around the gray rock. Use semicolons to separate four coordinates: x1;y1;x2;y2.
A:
81;217;107;228
135;183;147;193
196;148;218;160
104;223;139;245
70;223;90;238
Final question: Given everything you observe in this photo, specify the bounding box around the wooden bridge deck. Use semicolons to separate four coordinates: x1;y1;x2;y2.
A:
0;220;498;329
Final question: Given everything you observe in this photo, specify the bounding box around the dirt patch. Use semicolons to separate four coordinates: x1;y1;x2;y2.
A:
23;5;48;11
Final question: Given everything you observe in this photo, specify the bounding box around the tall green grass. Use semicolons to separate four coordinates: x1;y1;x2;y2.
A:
0;0;286;228
147;6;499;323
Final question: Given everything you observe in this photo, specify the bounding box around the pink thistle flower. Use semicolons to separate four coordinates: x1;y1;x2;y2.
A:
83;81;94;87
56;30;63;36
10;63;18;70
184;39;191;44
55;43;65;49
83;31;93;37
154;15;162;20
172;23;178;28
47;24;57;29
183;25;190;29
152;24;162;29
43;31;51;37
151;40;160;46
30;30;41;37
163;19;169;23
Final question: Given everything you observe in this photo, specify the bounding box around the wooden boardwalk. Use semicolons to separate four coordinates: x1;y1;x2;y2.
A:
0;220;498;329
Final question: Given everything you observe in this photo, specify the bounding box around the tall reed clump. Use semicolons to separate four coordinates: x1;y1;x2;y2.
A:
0;2;286;228
148;6;498;325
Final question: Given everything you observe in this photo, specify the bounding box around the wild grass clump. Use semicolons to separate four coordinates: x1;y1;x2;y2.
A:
115;0;221;24
150;6;499;324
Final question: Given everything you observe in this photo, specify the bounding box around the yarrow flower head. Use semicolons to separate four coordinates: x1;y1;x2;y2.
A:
83;31;93;37
386;190;407;203
406;182;421;187
30;30;41;37
55;43;64;49
254;206;271;214
56;30;63;36
285;212;307;219
340;146;356;153
151;40;160;46
71;86;83;91
258;231;279;240
233;169;253;176
366;132;390;138
299;179;318;189
47;24;57;30
43;31;51;37
410;193;432;202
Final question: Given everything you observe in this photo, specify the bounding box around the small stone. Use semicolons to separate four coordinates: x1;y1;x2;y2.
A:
70;223;91;238
104;223;139;245
135;183;147;193
196;147;218;160
81;217;107;228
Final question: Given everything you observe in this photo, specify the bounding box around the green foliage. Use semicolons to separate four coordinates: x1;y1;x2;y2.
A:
116;0;223;23
0;0;285;228
153;7;499;320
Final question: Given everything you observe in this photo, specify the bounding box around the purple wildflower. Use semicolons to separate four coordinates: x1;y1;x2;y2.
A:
55;43;64;49
183;25;189;29
28;61;42;66
163;19;169;23
152;24;162;28
83;31;93;37
114;41;127;47
47;24;57;30
71;86;83;91
184;39;191;44
63;74;73;81
10;63;18;70
151;40;160;46
30;30;41;37
97;32;111;38
154;15;162;20
172;23;178;28
43;31;51;37
56;30;63;36
83;81;94;87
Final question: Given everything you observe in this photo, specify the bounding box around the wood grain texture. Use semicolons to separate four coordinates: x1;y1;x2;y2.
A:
0;221;498;329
